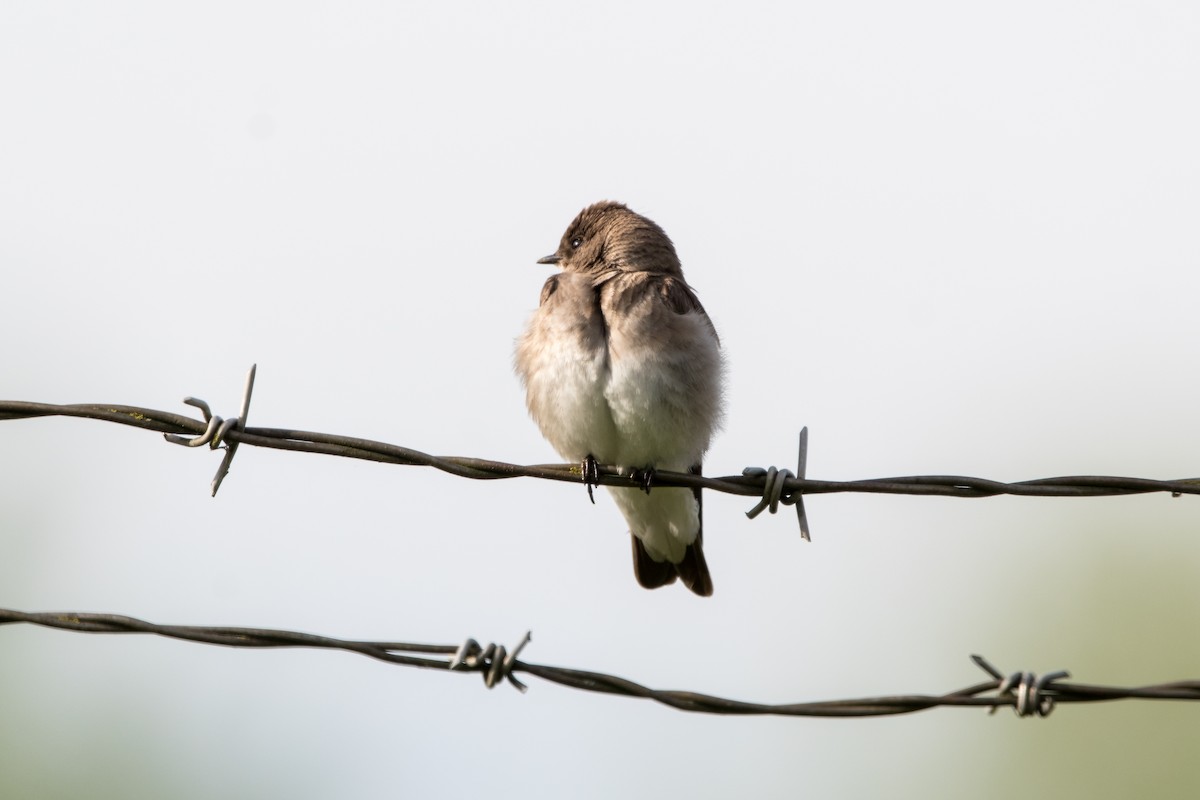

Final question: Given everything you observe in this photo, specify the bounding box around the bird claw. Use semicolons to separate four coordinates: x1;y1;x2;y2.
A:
582;454;599;504
631;466;655;495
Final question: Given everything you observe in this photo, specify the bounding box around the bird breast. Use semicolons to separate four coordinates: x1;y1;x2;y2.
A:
515;272;619;463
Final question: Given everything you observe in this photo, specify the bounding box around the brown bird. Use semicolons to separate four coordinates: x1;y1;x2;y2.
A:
515;201;724;595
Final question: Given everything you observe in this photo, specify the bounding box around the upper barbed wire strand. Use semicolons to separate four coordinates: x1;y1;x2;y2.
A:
3;399;1198;500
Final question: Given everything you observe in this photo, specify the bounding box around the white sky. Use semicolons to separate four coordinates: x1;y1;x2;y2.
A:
2;2;1199;797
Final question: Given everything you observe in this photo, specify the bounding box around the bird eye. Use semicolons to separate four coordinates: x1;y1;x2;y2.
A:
570;237;582;248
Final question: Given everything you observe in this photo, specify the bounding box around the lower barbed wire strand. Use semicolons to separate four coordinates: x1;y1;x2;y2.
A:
6;608;1200;718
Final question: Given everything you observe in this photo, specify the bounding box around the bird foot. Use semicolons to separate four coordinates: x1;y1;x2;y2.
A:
630;466;656;495
582;454;599;504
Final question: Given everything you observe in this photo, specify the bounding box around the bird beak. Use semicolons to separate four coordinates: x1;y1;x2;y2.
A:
537;254;560;265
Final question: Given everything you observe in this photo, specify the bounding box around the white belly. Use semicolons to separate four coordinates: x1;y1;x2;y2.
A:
515;269;722;565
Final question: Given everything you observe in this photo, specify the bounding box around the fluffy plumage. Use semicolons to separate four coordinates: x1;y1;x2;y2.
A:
515;201;724;596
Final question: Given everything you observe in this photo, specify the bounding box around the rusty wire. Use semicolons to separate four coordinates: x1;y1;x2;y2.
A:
3;608;1199;718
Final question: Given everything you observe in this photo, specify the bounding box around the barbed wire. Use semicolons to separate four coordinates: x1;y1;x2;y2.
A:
1;366;1197;543
4;368;1199;718
4;608;1199;718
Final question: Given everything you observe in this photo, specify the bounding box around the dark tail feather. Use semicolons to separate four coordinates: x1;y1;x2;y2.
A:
675;537;713;597
630;535;712;596
632;535;677;589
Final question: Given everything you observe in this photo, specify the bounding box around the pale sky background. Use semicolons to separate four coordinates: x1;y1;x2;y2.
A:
2;2;1200;798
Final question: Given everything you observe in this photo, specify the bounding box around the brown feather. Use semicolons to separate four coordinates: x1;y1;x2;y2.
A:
631;535;677;589
675;543;712;597
538;273;561;306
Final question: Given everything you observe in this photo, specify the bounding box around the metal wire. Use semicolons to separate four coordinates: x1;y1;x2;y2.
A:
3;608;1198;718
2;367;1197;537
4;368;1199;718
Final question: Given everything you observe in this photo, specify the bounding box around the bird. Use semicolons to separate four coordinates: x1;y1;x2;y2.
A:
515;201;724;596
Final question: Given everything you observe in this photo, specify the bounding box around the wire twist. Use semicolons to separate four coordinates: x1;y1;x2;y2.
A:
162;365;256;496
972;655;1070;717
450;632;533;691
743;427;812;540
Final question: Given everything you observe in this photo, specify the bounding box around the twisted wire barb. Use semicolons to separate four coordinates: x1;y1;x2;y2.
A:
3;369;1198;530
4;608;1199;717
